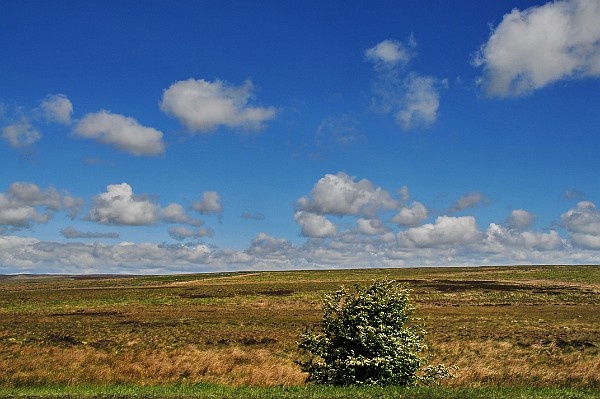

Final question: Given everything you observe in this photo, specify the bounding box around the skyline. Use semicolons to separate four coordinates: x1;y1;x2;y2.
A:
1;0;600;273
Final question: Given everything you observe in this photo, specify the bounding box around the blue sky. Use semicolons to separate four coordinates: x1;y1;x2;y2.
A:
2;0;600;274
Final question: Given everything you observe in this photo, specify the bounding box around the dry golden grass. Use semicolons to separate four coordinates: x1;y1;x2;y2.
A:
429;339;600;387
1;345;305;387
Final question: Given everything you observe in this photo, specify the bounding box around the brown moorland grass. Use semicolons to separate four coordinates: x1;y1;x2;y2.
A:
0;265;599;388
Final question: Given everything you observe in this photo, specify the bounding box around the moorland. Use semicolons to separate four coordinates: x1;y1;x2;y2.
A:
1;265;599;398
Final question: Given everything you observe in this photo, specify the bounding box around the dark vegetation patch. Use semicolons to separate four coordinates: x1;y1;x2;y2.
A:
179;293;227;299
257;289;294;296
179;288;294;298
45;333;81;346
88;339;115;349
49;309;122;317
420;280;532;292
117;320;190;328
70;274;135;281
206;336;278;346
414;279;590;295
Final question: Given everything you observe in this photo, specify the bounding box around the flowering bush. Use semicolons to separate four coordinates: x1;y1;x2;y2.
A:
298;278;450;386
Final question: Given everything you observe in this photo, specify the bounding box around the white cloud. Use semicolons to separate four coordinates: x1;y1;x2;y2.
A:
365;39;414;67
449;192;489;213
39;94;73;125
561;201;600;248
191;191;222;215
2;94;71;149
88;183;161;226
391;201;428;227
484;223;563;252
8;182;81;213
74;110;165;156
168;226;214;241
0;182;82;229
294;211;337;238
162;203;203;226
162;203;191;223
367;37;444;130
0;197;49;228
356;217;388;236
2;120;41;148
474;0;600;97
160;78;276;132
506;209;536;230
561;201;600;233
395;75;440;130
297;172;398;216
88;183;213;228
398;216;479;247
247;232;292;255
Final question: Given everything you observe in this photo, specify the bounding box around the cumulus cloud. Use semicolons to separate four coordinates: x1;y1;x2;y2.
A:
2;120;41;148
398;216;480;247
295;211;337;238
2;93;73;150
160;78;277;132
365;38;414;67
88;183;211;228
356;217;389;236
191;191;222;215
366;37;444;130
60;226;119;239
0;182;82;229
297;172;398;216
391;201;429;226
449;192;490;213
162;203;191;224
506;209;536;230
474;0;600;97
87;183;161;226
395;75;441;130
483;223;564;252
39;94;73;125
247;232;292;255
162;203;203;226
168;226;214;241
74;110;165;156
561;201;600;248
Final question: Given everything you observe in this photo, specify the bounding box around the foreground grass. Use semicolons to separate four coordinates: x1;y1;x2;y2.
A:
1;266;599;389
1;384;599;399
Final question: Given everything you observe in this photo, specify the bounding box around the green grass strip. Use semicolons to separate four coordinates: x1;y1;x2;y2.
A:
0;384;598;399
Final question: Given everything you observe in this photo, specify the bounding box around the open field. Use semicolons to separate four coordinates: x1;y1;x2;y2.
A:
1;265;599;397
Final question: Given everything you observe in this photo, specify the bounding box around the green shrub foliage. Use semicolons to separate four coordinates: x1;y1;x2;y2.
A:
298;278;443;386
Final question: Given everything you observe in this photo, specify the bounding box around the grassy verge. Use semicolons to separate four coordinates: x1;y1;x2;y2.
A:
0;384;598;399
